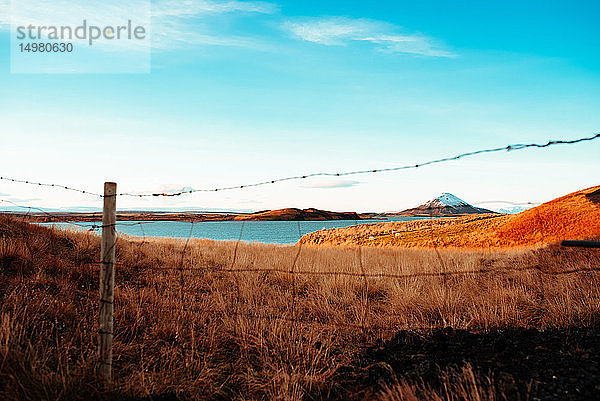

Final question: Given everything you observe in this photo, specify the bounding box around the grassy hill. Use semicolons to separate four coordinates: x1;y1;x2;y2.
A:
300;185;600;248
232;208;361;221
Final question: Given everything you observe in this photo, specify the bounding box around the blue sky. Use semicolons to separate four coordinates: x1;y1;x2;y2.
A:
0;0;599;212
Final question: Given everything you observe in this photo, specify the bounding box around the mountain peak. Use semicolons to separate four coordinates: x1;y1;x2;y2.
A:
398;193;495;216
423;193;469;209
434;193;468;206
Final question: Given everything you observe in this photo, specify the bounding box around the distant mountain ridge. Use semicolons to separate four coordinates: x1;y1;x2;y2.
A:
5;207;362;223
497;206;529;214
233;208;361;221
397;193;495;216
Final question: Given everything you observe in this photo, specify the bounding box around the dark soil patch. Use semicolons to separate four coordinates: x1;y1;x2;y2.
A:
332;327;600;401
586;188;600;205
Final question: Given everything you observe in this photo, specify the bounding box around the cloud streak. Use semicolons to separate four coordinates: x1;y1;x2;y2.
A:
152;0;278;18
1;2;454;56
303;179;360;189
150;0;278;50
0;0;9;29
7;197;42;203
152;22;270;50
0;0;276;51
149;0;278;50
283;16;455;57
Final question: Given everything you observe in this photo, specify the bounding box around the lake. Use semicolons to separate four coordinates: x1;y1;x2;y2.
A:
42;217;431;244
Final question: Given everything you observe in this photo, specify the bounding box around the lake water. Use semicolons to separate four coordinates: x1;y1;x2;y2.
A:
42;217;431;245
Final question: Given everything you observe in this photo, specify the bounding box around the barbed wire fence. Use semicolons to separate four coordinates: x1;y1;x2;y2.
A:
1;133;599;384
2;133;599;199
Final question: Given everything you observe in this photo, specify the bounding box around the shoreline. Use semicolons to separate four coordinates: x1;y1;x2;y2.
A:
3;209;372;223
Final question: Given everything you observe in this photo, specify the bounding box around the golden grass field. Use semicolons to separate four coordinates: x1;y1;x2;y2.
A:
300;185;600;248
1;192;600;401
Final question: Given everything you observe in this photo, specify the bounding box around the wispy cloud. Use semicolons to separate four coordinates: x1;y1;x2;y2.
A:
2;2;452;56
282;16;455;57
152;0;278;18
0;0;276;27
152;22;269;50
7;197;42;203
0;0;9;29
150;0;278;50
303;179;360;189
0;0;276;51
150;0;277;50
136;184;195;195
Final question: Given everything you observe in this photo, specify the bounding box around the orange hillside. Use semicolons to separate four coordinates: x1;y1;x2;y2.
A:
495;185;600;244
299;185;600;248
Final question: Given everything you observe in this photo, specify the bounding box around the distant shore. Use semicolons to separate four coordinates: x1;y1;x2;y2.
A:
2;209;501;224
4;207;370;223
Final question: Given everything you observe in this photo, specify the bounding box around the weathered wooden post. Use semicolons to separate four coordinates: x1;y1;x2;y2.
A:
99;182;117;384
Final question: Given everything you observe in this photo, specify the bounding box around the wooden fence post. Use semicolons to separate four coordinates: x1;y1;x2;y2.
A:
99;182;117;384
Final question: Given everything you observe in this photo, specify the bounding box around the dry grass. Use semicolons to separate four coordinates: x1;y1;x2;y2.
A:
379;365;497;401
1;214;600;400
300;185;600;248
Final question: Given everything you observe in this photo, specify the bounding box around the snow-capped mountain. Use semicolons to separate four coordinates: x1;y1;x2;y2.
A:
397;193;496;216
422;193;470;209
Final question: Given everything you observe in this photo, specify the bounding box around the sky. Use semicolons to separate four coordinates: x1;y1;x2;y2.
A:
0;0;599;212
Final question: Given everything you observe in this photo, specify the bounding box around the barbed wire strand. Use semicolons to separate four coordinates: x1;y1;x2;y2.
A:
2;133;598;198
70;261;600;279
0;199;103;231
473;201;540;206
3;213;598;335
0;176;102;197
116;133;600;197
